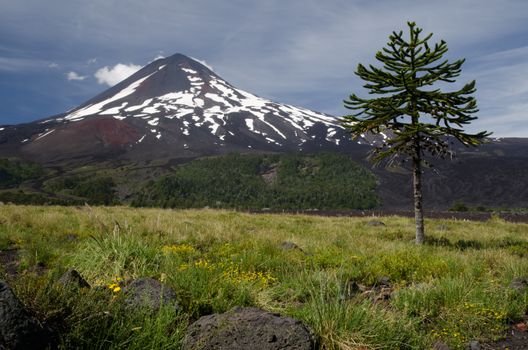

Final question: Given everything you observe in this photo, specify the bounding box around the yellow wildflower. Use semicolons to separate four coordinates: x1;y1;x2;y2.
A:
162;244;196;255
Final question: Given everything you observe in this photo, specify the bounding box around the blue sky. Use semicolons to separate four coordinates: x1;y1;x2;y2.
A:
1;0;527;137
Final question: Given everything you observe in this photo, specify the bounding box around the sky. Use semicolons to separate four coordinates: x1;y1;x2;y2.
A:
1;0;527;137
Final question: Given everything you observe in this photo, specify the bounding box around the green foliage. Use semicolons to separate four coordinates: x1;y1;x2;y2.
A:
69;227;164;281
45;176;118;205
0;190;81;205
392;277;523;347
450;201;469;212
132;153;380;210
0;158;44;188
342;21;490;163
298;275;426;349
11;275;187;349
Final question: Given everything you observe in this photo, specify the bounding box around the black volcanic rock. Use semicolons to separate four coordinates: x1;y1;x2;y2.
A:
57;269;90;289
124;277;179;312
0;280;55;349
182;307;315;350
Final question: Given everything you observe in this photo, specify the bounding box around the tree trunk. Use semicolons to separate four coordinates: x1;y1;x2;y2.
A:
413;153;425;244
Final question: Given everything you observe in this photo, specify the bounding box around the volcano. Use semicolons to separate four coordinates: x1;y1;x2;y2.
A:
0;54;376;163
0;53;526;210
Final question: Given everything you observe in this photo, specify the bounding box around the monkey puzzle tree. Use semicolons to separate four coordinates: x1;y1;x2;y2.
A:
342;22;491;244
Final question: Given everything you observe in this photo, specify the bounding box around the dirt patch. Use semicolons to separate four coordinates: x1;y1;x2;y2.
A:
484;322;528;349
0;249;48;277
0;249;20;276
261;166;278;184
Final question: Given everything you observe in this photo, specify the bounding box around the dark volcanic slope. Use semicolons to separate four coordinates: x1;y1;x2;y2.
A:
0;54;371;163
375;138;528;209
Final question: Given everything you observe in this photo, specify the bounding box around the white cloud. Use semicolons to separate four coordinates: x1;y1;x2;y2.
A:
66;71;87;81
467;46;528;137
0;57;49;72
94;63;142;86
87;57;97;64
148;54;165;64
191;56;213;71
48;62;59;69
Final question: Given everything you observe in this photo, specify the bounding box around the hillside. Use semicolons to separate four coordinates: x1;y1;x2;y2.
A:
0;154;379;210
132;153;379;210
1;143;527;211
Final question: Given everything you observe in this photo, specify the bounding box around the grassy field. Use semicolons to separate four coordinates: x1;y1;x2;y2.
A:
1;205;528;349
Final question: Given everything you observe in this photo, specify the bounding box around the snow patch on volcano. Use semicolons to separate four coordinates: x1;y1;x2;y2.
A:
65;71;156;120
35;129;55;140
126;99;153;112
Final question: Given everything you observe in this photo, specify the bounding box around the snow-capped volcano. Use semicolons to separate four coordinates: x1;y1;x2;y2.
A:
0;53;366;162
61;54;341;145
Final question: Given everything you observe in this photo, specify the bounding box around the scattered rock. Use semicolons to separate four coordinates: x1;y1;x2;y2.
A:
342;277;393;303
372;277;393;302
58;269;90;289
377;276;391;287
432;340;451;350
515;322;528;332
342;280;370;299
182;306;315;350
367;286;393;303
65;234;78;242
366;220;385;227
484;318;528;349
124;277;178;312
280;241;303;252
467;340;480;350
0;280;54;349
343;280;361;298
509;277;528;291
27;262;47;276
261;167;278;184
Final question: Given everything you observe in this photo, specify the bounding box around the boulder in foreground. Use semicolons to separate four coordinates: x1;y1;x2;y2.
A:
183;306;315;350
124;277;179;312
0;280;54;350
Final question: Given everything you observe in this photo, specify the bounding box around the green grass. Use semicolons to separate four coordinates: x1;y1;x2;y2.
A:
1;205;528;349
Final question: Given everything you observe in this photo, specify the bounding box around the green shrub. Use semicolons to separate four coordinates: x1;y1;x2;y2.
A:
0;158;44;188
133;153;380;210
